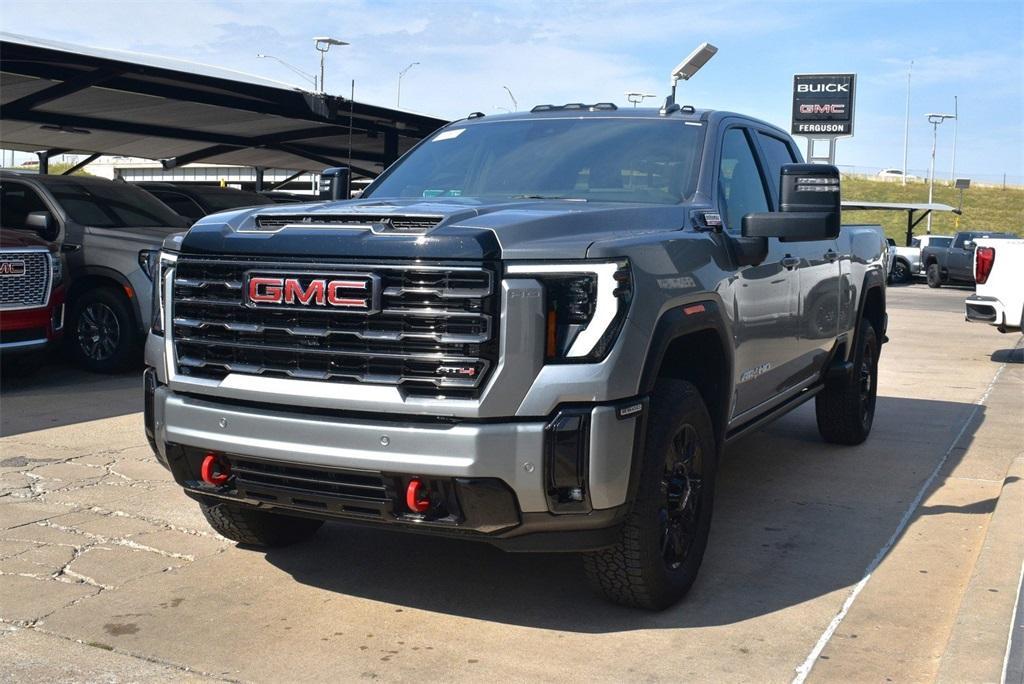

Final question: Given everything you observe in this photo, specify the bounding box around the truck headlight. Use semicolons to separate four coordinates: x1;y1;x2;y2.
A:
506;260;632;362
150;252;177;336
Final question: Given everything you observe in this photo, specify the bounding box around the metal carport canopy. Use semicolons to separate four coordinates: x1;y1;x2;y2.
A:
0;32;448;177
841;201;960;247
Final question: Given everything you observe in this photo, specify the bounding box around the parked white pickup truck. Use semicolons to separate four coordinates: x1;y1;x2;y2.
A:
965;238;1024;333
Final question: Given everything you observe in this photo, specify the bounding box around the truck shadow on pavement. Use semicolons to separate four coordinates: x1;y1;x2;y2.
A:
0;359;141;437
991;347;1024;364
262;395;987;632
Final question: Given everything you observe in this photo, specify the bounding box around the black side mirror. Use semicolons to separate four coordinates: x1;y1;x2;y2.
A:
25;211;59;242
742;163;841;242
319;166;350;201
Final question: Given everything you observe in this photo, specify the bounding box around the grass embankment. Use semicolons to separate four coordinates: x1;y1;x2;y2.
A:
841;176;1024;242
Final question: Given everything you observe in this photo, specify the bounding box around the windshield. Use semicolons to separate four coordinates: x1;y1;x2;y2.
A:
366;118;705;205
48;180;186;228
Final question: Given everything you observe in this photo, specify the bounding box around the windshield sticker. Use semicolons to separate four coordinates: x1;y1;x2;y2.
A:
432;128;465;142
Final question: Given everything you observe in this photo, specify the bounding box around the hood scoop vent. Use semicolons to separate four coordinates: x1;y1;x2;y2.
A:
253;214;444;234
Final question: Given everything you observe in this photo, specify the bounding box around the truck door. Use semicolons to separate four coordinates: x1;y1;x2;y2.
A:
717;126;801;418
752;130;841;383
947;233;975;280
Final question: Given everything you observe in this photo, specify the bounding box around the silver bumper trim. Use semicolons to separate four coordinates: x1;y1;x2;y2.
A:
154;388;639;513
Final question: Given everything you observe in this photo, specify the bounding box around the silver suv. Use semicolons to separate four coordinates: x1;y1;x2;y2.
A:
0;171;187;371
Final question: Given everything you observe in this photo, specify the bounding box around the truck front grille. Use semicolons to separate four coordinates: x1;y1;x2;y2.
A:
171;256;498;397
0;251;50;309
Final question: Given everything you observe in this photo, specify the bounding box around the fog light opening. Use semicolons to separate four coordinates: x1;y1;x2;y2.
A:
200;452;231;487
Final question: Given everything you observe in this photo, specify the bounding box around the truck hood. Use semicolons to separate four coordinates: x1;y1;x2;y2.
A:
178;197;690;260
84;224;185;248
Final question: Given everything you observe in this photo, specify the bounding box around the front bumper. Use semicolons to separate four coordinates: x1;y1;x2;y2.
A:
0;287;65;354
147;375;644;551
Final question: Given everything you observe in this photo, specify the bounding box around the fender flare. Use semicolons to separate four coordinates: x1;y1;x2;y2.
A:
69;266;145;334
638;299;734;432
839;267;887;371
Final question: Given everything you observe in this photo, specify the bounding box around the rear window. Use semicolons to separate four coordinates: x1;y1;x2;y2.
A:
48;180;185;228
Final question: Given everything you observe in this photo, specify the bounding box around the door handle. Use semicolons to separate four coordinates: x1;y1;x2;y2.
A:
60;243;81;253
824;250;839;262
781;256;800;270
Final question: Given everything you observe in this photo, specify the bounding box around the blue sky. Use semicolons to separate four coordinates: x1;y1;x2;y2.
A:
3;0;1022;182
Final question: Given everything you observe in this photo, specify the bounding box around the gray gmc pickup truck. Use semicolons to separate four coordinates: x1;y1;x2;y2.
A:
144;105;887;609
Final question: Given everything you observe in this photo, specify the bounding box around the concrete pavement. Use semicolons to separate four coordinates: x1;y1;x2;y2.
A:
1;284;1021;682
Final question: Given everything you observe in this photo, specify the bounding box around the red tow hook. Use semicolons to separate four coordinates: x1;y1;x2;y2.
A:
405;478;431;513
200;452;231;486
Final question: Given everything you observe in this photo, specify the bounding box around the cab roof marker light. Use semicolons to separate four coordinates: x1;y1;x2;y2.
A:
506;262;623;358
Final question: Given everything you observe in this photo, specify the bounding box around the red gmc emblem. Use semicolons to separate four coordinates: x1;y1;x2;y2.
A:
245;272;380;314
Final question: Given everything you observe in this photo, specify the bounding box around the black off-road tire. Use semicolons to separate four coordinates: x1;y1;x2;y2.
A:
815;318;879;445
890;259;911;284
583;379;717;610
69;287;140;373
200;501;323;547
926;263;943;288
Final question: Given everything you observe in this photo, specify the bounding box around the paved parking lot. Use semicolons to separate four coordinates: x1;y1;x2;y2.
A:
1;284;1022;683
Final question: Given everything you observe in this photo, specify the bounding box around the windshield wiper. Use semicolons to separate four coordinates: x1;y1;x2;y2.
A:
511;194;588;202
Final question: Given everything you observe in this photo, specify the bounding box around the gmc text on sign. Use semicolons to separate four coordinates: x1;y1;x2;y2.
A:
791;73;856;137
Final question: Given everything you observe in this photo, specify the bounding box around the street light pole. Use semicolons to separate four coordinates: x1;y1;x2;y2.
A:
503;86;517;112
926;112;956;233
256;54;317;90
397;62;419;108
313;36;349;93
902;60;912;186
950;95;958;182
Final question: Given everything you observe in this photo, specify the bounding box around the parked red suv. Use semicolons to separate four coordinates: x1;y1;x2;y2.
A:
0;231;65;360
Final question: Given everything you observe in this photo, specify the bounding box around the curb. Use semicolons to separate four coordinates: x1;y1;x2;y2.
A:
937;456;1024;683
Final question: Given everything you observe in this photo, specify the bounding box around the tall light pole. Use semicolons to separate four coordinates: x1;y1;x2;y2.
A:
902;60;913;186
950;95;959;182
503;86;518;112
256;54;317;91
926;112;956;233
314;36;348;93
397;62;419;108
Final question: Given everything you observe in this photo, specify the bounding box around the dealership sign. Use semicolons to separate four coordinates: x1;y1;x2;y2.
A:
791;74;856;136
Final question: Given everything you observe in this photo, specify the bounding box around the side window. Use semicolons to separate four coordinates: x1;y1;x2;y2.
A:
911;238;920;248
952;233;969;249
718;128;770;232
0;182;52;229
755;132;797;202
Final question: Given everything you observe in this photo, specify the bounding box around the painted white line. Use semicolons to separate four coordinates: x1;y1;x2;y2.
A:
1001;548;1024;684
792;361;1010;683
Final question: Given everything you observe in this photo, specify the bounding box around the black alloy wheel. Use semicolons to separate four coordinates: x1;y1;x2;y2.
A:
77;301;121;363
891;260;910;284
660;424;704;571
69;287;140;373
